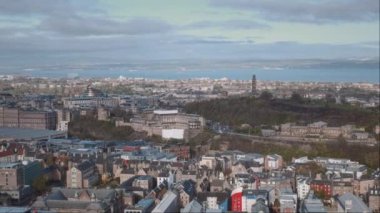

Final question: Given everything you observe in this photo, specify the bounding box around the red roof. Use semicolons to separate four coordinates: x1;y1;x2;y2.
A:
0;142;24;158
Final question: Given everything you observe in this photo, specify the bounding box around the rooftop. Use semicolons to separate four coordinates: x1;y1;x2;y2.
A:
0;162;21;169
0;128;66;141
152;191;178;212
0;207;31;213
302;191;327;213
181;200;202;213
136;198;155;209
337;192;371;213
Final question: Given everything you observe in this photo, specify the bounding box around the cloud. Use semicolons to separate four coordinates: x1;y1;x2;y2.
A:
0;0;79;16
0;0;172;37
0;0;378;68
172;36;256;45
38;16;173;36
185;19;270;30
0;28;378;68
209;0;379;23
0;0;102;16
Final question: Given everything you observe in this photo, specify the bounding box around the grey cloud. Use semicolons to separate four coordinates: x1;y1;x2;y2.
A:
0;0;76;16
0;0;174;37
209;0;379;23
185;19;270;30
0;26;34;37
174;36;256;45
0;29;378;67
0;0;100;16
38;16;174;36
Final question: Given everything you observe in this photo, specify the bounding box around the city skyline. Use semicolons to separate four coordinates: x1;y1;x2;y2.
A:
0;0;379;68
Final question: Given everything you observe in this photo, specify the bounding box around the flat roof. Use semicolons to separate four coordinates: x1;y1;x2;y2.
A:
0;207;31;213
136;198;155;208
0;162;20;169
153;110;178;115
0;128;66;141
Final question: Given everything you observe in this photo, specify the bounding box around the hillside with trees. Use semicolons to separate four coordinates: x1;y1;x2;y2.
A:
68;116;144;141
184;93;379;131
210;135;379;169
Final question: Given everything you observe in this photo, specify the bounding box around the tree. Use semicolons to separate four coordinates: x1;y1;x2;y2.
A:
32;175;49;195
212;84;223;93
210;140;220;150
325;93;336;104
290;92;304;104
44;155;56;167
259;91;273;101
337;134;347;146
223;168;232;177
315;190;328;200
273;198;281;213
110;107;133;121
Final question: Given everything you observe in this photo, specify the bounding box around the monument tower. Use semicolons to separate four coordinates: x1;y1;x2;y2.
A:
251;74;257;95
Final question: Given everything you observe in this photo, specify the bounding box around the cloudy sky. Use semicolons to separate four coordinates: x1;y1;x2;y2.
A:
0;0;379;67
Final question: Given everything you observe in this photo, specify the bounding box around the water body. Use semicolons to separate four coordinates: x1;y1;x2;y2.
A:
13;68;380;83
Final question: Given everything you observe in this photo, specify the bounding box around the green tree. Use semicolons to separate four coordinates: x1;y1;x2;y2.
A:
290;92;304;104
259;91;273;101
110;107;133;121
325;93;336;104
32;175;49;195
45;155;56;166
315;190;328;200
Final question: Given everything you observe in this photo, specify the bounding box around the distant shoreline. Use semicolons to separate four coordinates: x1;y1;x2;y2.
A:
0;68;379;84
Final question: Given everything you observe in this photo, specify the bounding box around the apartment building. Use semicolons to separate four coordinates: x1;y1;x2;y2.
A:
0;162;23;189
297;177;311;200
66;160;99;188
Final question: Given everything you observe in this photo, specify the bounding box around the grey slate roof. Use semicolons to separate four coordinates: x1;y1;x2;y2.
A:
181;200;202;213
337;192;371;213
75;160;94;171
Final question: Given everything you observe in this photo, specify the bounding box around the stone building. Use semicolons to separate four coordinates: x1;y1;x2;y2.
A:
369;187;380;212
0;107;57;130
116;110;205;141
66;160;99;188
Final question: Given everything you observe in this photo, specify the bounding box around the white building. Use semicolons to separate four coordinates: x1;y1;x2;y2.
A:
157;170;174;188
199;155;216;169
265;154;283;170
297;177;311;200
57;120;69;131
293;156;311;164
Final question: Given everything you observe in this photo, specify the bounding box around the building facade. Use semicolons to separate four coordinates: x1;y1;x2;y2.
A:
66;160;99;188
0;107;57;130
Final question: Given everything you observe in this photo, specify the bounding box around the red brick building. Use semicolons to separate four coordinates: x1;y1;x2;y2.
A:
310;180;332;198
